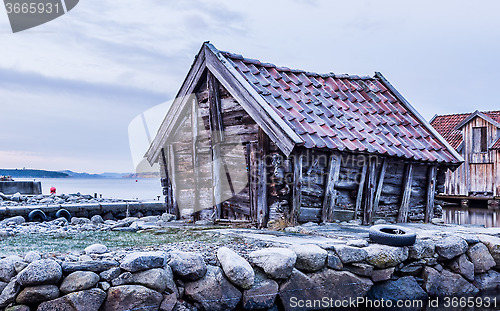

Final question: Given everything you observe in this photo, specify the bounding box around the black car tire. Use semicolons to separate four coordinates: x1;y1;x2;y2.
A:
55;209;72;221
28;209;47;222
369;224;417;246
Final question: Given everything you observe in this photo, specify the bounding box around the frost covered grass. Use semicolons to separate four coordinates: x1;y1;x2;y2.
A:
0;228;229;256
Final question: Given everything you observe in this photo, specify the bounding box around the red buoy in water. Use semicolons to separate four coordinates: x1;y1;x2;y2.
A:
50;187;56;194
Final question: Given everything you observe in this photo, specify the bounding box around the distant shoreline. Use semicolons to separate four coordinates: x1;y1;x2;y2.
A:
0;169;159;179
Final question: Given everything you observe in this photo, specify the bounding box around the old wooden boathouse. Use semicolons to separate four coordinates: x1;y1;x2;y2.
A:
431;110;500;203
146;42;463;227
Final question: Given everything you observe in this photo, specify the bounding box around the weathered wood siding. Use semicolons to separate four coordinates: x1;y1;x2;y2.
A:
445;116;499;196
266;148;446;224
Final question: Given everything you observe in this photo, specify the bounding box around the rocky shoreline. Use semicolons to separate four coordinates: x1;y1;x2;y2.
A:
2;218;500;310
0;193;127;207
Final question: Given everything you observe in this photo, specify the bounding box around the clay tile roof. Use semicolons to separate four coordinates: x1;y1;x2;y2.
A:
218;50;461;164
430;110;500;150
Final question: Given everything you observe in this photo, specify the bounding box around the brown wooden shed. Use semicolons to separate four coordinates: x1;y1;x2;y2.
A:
146;42;463;227
431;110;500;199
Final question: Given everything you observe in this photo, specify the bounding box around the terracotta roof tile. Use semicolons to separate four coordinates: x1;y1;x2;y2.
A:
220;51;460;164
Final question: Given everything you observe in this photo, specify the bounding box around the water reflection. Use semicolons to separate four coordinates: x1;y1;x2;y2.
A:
444;207;500;228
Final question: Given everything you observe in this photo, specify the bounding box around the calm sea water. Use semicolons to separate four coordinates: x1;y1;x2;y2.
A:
17;178;164;201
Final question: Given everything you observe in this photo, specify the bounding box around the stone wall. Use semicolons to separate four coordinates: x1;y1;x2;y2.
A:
2;233;500;311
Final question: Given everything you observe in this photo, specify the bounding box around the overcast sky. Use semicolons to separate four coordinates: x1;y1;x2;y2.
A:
0;0;499;173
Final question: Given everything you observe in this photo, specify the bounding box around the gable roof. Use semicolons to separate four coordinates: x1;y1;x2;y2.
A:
147;42;463;165
431;110;500;150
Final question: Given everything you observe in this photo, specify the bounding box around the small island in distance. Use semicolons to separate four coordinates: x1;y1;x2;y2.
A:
0;169;159;179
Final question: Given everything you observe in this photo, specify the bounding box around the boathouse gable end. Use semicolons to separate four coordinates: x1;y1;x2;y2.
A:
148;42;463;226
431;110;500;198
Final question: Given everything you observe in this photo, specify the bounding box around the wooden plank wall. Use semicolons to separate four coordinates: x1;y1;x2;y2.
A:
275;150;442;224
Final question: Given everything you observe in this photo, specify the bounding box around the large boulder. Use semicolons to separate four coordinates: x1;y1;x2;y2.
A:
408;239;435;260
448;254;474;281
422;267;478;296
120;252;166;273
0;216;25;225
364;245;409;269
159;293;177;311
332;245;368;264
242;279;278;310
435;236;468;260
473;270;500;291
0;279;21;308
279;269;372;311
248;248;296;279
61;260;119;273
60;271;100;294
133;268;173;293
100;267;122;282
103;285;162;311
289;244;327;272
0;256;23;282
37;288;106;311
467;242;496;273
217;247;254;289
16;285;59;304
6;306;30;311
184;265;242;311
169;251;207;281
17;259;62;286
366;276;428;311
478;235;500;268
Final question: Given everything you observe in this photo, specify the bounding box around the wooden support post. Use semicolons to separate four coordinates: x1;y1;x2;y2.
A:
291;151;303;225
354;162;368;220
425;165;438;223
191;98;201;221
398;163;414;223
256;129;268;227
363;160;377;225
247;143;258;222
373;158;387;216
208;71;224;220
165;146;180;219
322;153;341;223
160;148;172;213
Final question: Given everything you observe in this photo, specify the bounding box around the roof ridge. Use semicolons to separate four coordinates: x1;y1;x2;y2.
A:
219;50;374;80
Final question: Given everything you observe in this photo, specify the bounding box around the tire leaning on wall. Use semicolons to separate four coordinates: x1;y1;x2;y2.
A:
28;209;47;222
55;209;72;221
369;224;417;246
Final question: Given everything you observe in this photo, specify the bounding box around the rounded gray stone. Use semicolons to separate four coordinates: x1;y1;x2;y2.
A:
17;259;62;286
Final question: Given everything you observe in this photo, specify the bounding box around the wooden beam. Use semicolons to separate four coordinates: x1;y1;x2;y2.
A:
247;143;258;223
398;163;414;223
191;98;201;221
425;165;438;223
165;145;180;219
291;151;303;225
208;71;224;220
363;160;377;225
373;158;387;215
160;148;172;213
354;162;368;220
204;49;299;156
256;129;268;227
322;153;341;223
